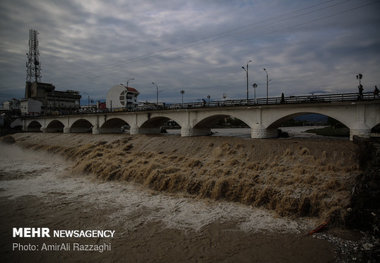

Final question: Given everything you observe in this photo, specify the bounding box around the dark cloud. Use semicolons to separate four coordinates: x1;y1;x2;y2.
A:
0;0;379;104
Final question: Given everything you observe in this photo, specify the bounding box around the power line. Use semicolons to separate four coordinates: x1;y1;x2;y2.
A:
111;0;353;64
42;0;379;84
183;0;378;57
47;0;350;79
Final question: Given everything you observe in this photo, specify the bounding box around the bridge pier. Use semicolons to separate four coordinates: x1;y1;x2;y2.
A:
349;122;371;141
26;127;41;132
250;126;278;139
181;127;211;137
92;126;100;135
70;127;92;133
138;128;162;134
99;127;123;134
63;127;70;134
350;128;371;141
41;127;47;133
130;126;139;135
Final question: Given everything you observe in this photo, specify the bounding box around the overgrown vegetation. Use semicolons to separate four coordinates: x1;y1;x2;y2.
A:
305;126;349;137
306;117;349;137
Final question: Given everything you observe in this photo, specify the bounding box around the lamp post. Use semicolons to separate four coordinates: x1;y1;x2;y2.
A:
180;90;185;107
242;60;252;102
263;68;269;104
252;83;257;103
82;92;90;106
152;82;159;105
126;78;134;88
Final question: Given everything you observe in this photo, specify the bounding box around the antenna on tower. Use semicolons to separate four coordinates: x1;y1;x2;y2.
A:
26;29;41;83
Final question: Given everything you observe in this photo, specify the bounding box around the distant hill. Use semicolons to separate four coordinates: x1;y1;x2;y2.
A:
294;114;328;123
279;113;329;127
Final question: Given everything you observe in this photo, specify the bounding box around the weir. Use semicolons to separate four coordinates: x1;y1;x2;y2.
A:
22;99;380;141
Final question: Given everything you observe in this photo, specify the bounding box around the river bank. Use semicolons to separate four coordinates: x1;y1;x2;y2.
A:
0;133;377;262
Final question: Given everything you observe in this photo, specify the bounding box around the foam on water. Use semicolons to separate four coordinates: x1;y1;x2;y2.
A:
0;143;314;233
167;126;331;138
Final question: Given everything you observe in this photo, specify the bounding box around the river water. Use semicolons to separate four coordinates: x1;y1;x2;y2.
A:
0;143;313;233
0;127;345;236
0;135;369;262
167;126;335;138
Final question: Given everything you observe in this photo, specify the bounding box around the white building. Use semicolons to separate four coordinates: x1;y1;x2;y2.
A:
2;98;20;111
20;98;42;116
106;84;139;110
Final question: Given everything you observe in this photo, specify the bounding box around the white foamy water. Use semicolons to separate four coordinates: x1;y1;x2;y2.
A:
0;143;315;233
167;126;331;138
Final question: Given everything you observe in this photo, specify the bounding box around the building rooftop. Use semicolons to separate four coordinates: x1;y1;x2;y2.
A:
126;87;139;94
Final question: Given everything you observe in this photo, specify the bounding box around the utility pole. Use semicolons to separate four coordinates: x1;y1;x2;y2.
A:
180;90;185;107
26;29;41;83
152;82;159;105
82;92;90;107
126;78;134;88
263;68;269;104
242;60;252;102
252;83;257;103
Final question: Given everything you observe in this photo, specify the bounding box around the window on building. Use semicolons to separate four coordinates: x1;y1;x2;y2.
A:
120;90;126;106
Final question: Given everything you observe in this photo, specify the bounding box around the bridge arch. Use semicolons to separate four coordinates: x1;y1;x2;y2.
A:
27;120;42;132
371;123;380;134
193;114;250;129
140;116;181;134
70;119;93;133
238;106;356;139
100;118;130;134
46;120;64;133
265;110;351;130
193;111;252;128
181;113;251;137
267;112;347;129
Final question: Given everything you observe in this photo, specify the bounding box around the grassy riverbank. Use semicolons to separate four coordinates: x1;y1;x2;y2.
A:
305;126;349;137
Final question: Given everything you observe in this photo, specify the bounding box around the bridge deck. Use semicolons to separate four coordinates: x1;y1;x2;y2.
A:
23;91;380;118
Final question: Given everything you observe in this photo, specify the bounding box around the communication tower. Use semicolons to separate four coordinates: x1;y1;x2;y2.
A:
26;29;41;83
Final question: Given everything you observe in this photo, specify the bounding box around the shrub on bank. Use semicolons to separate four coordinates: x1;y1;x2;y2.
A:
305;126;349;137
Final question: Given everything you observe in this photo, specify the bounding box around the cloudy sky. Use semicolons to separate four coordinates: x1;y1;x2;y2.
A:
0;0;379;104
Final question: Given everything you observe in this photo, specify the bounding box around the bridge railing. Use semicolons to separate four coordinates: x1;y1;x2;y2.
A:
167;91;378;109
23;92;379;118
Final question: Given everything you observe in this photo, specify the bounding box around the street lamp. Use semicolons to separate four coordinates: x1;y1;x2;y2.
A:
126;78;134;88
82;92;90;106
242;60;252;101
252;83;258;103
152;82;159;105
180;90;185;107
263;68;269;104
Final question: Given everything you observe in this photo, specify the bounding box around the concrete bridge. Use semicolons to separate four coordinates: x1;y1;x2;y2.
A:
22;95;380;141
